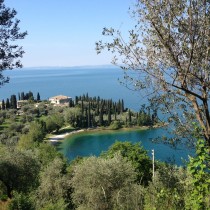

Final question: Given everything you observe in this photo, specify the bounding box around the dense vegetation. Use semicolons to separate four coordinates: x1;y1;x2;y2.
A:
0;92;158;143
0;137;209;209
0;92;209;209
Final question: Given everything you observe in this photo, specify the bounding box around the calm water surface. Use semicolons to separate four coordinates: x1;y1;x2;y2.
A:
58;127;194;166
0;67;145;111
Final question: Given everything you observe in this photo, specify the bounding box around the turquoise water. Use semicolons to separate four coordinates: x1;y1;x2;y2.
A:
1;66;193;165
58;127;194;166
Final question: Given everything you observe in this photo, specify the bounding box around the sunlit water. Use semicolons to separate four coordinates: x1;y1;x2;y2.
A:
0;66;145;111
58;127;194;166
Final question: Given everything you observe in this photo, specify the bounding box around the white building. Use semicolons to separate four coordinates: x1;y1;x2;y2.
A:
49;95;72;105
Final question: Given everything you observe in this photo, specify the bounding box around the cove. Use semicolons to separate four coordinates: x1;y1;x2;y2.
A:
57;127;194;166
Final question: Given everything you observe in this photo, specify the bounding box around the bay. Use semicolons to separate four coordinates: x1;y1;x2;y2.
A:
58;127;194;166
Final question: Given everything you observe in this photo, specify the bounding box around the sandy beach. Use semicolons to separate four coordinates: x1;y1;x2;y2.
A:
48;129;85;142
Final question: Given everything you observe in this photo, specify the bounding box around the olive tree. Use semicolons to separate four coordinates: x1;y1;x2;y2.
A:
35;157;71;210
0;0;27;86
101;141;152;185
96;0;210;146
71;154;144;210
0;145;40;198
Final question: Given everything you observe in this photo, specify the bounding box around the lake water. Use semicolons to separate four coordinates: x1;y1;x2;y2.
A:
0;66;193;164
0;66;145;111
58;127;193;166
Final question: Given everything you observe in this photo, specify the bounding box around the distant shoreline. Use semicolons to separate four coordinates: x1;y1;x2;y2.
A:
48;124;166;143
9;64;118;71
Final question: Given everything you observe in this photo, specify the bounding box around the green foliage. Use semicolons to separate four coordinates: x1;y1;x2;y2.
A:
35;142;62;168
8;192;35;210
0;145;40;198
71;154;144;210
39;199;67;210
0;194;8;201
108;120;122;130
35;157;71;209
45;116;57;133
144;163;187;210
0;0;27;86
102;141;152;185
18;121;46;149
51;113;64;132
185;139;210;209
64;107;82;128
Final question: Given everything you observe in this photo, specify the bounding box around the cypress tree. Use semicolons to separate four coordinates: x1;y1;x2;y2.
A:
20;92;25;100
96;99;99;116
6;98;10;109
128;109;132;124
99;100;105;126
121;99;124;113
117;99;121;114
85;107;88;128
86;93;89;101
88;102;91;128
114;103;117;120
108;109;111;125
37;92;40;101
10;95;17;109
75;96;78;105
1;100;5;110
28;91;34;100
81;100;84;115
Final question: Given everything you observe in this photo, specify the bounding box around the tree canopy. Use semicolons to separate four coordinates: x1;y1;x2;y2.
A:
0;0;27;86
96;0;210;147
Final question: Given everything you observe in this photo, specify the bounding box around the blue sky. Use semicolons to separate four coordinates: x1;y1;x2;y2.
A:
4;0;136;67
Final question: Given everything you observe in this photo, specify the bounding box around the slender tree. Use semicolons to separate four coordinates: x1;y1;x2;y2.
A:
88;102;91;127
128;109;132;124
37;92;40;101
5;98;10;109
99;100;105;126
1;99;5;110
10;94;17;109
108;107;111;125
96;0;210;146
20;92;25;100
